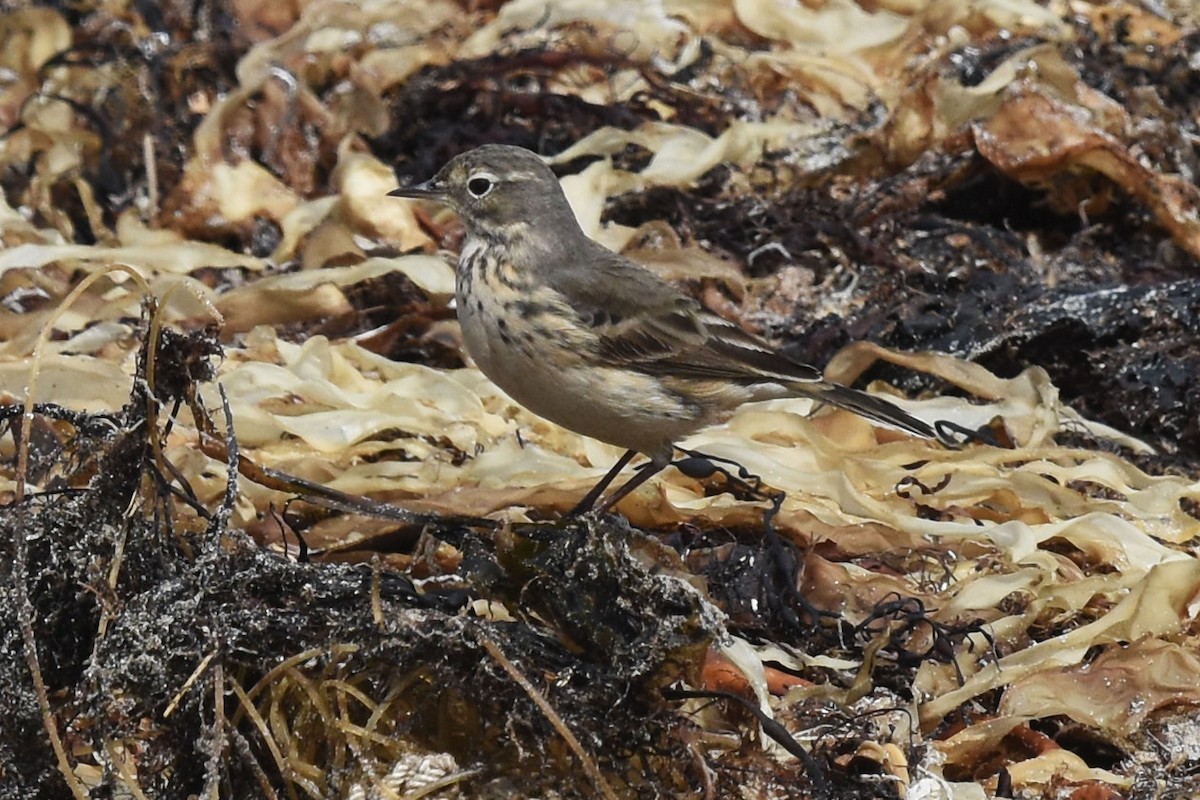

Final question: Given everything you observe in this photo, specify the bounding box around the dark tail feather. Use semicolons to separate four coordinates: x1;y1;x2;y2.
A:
795;381;939;441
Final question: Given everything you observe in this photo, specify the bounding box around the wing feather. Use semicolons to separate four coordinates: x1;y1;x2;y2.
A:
548;245;823;382
544;244;937;440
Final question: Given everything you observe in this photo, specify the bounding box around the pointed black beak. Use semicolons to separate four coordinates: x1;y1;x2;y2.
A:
388;180;445;200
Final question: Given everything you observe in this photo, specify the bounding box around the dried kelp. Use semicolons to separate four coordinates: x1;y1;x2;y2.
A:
1;1;1199;799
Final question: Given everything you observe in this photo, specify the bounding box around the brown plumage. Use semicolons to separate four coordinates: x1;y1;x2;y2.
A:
391;144;938;514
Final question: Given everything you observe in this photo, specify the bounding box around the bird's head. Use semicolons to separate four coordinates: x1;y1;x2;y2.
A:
389;144;579;241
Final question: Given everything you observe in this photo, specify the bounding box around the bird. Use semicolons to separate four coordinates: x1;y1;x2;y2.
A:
389;144;943;516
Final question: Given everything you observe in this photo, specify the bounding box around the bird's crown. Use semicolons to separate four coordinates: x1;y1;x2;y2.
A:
392;144;578;238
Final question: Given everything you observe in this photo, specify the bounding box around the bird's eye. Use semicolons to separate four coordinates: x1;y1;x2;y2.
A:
467;174;495;199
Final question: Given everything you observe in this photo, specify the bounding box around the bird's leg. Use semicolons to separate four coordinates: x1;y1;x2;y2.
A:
590;457;669;516
568;448;637;516
583;448;779;517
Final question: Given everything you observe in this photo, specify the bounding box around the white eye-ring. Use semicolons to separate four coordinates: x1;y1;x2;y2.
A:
466;172;497;199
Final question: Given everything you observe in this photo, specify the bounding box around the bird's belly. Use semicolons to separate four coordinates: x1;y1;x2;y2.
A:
457;297;702;456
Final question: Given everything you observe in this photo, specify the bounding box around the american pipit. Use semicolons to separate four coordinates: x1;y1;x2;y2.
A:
390;144;941;515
